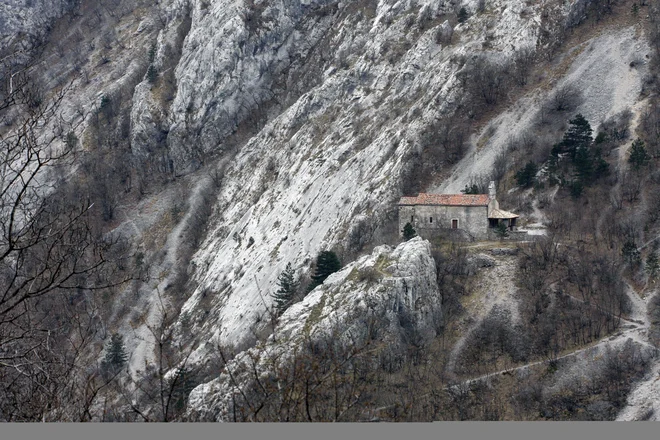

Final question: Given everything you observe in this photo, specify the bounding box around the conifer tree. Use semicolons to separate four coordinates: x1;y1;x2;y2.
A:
560;114;593;157
308;251;341;292
102;333;128;374
402;222;417;241
515;161;538;188
629;138;651;170
457;7;469;23
170;366;197;413
272;263;298;314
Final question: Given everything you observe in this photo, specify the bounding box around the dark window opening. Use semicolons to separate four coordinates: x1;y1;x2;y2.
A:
429;217;433;223
411;215;414;223
452;219;458;229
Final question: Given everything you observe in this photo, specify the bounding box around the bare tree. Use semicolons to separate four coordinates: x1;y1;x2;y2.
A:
0;59;128;421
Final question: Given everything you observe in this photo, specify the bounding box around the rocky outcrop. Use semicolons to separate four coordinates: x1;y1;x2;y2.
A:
0;0;71;49
185;237;441;421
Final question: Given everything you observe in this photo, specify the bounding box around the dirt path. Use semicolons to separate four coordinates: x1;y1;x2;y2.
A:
449;274;656;394
453;324;654;390
616;289;660;421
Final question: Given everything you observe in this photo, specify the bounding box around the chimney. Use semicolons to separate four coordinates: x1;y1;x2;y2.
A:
488;181;496;201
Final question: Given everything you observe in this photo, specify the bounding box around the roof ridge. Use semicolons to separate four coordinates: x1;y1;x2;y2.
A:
399;193;490;207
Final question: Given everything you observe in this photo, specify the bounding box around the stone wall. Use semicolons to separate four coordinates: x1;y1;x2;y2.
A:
399;205;489;240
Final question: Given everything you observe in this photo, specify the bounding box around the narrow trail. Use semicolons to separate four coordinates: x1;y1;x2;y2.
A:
448;270;656;391
370;317;654;418
616;289;660;421
455;325;654;390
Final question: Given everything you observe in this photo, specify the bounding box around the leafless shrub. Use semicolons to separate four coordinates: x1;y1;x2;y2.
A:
599;109;632;143
550;84;583;113
511;47;535;86
460;55;510;106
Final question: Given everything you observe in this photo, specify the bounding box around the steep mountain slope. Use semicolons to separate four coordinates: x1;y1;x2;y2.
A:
438;26;650;193
2;0;659;421
161;0;544;354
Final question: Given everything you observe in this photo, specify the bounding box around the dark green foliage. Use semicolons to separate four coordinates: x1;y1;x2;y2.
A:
457;7;469;23
402;222;417;241
573;146;594;182
592;148;610;179
495;222;509;238
148;43;157;63
558;114;593;157
99;94;111;109
515;161;538;188
272;263;299;314
147;65;158;84
622;241;641;264
169;366;198;414
548;115;609;196
629;138;650;170
594;132;607;144
462;183;481;194
308;251;341;292
568;179;583;199
101;333;128;375
65;131;79;149
572;145;608;183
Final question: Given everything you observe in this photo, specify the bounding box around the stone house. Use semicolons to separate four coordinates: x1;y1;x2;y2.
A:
398;181;519;241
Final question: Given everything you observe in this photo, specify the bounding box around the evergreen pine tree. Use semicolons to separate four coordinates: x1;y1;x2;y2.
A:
573;146;594;183
629;138;650;170
457;7;469;23
515;161;537;188
461;183;481;194
495;222;509;238
170;366;197;414
561;114;593;156
592;147;610;180
569;179;584;199
308;251;341;292
272;263;298;314
147;65;158;83
622;241;641;264
402;222;417;241
101;333;128;374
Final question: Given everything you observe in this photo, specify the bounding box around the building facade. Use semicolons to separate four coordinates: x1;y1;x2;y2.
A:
398;182;519;241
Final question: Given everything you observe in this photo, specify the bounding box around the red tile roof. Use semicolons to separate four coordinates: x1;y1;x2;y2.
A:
399;193;490;206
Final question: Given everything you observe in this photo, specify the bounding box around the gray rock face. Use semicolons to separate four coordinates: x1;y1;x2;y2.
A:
185;237;442;421
0;0;71;48
167;0;545;350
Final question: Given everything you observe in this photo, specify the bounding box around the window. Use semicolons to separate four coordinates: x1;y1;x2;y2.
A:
411;215;414;223
429;217;433;223
451;219;458;229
